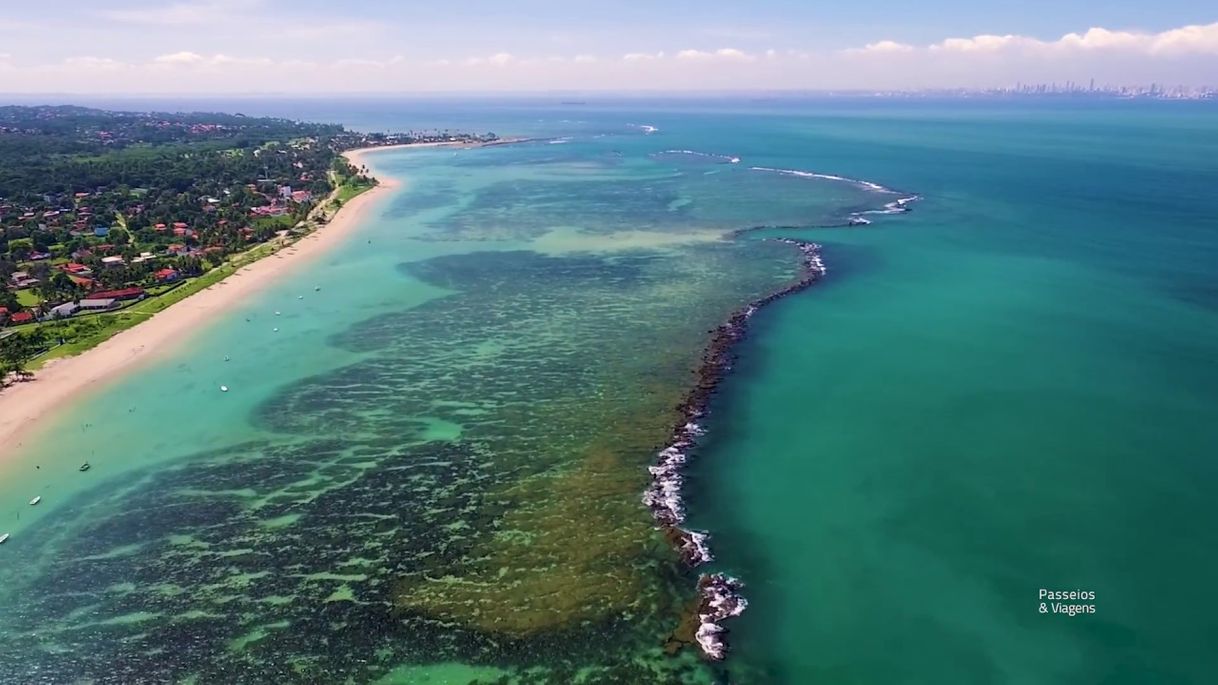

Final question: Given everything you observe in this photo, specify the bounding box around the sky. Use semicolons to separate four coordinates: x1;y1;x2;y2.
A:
0;0;1216;93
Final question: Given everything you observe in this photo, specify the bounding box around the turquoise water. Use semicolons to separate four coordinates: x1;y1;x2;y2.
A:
1;99;1216;683
684;101;1218;683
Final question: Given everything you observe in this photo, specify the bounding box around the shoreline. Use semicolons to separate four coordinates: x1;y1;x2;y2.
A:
0;146;405;461
346;136;535;158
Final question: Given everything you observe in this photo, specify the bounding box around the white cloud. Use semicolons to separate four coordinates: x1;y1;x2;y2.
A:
213;54;274;67
463;52;515;67
1147;22;1218;54
852;40;915;54
715;48;754;61
623;51;665;62
921;21;1218;55
153;51;205;65
930;34;1034;52
675;48;755;61
1056;28;1145;51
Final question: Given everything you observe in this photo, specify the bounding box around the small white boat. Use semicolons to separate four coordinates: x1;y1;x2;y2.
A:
29;496;41;506
297;295;304;300
0;533;9;544
220;385;230;393
274;311;281;316
314;286;321;291
272;327;279;332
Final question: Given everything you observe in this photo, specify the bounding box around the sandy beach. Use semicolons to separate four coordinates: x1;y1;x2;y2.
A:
0;147;402;459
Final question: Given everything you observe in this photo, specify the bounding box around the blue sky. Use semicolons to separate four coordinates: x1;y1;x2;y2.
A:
1;1;1215;92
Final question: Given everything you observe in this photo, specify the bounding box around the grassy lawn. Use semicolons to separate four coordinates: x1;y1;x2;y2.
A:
16;289;41;307
335;180;375;205
34;315;135;366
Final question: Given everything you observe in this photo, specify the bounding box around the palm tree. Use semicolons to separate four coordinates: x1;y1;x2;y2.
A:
0;333;36;383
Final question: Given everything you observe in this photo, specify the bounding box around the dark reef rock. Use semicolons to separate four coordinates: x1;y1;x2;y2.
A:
645;238;826;660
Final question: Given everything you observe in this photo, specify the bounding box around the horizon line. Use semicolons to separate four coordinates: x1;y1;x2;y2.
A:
1;87;1215;100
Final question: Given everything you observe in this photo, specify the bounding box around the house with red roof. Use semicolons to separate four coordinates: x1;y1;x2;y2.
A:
8;311;34;325
252;204;288;217
155;268;180;283
90;287;145;301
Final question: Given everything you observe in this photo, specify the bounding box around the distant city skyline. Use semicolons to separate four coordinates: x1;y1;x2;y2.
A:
0;1;1216;93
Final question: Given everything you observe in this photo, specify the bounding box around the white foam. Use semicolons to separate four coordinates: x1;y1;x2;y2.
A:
858;194;922;215
680;530;714;564
696;622;726;658
750;165;903;196
696;574;749;660
656;149;741;165
644;416;709;526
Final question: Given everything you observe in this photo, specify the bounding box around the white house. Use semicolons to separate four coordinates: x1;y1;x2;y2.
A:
44;302;81;320
78;298;118;311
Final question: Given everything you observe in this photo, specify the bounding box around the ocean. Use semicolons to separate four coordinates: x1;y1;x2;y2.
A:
0;97;1215;683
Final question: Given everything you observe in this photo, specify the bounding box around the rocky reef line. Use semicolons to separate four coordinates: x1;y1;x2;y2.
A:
646;237;827;661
